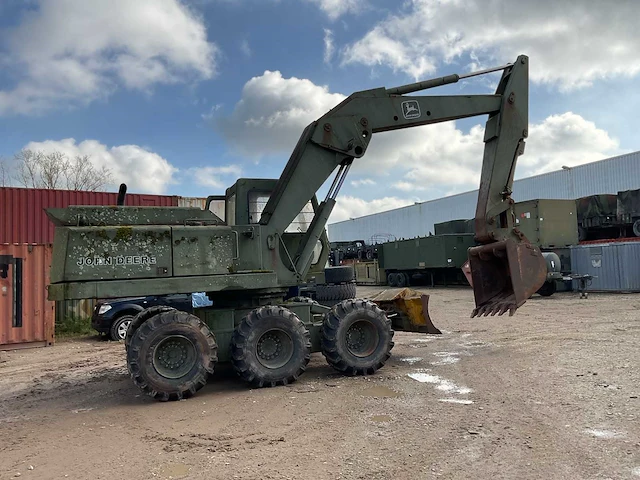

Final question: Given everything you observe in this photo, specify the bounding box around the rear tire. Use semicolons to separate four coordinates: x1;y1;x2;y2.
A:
231;306;311;388
395;272;407;288
316;283;357;301
321;299;394;376
127;310;217;402
324;266;355;284
110;315;134;341
633;219;640;237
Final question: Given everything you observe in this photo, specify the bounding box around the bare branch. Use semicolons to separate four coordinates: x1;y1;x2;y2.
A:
0;157;9;187
12;149;113;191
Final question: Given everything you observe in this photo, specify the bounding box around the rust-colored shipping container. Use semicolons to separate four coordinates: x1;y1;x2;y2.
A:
0;244;55;350
0;187;178;244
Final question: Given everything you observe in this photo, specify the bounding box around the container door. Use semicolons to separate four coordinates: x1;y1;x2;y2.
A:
0;255;23;344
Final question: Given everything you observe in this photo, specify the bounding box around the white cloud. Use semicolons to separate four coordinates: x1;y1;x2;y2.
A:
323;29;335;65
188;165;243;188
306;0;363;21
520;112;622;174
331;196;415;223
340;0;640;90
215;70;345;157
1;0;219;115
240;39;252;58
215;71;622;200
351;178;376;187
23;138;178;194
201;103;223;121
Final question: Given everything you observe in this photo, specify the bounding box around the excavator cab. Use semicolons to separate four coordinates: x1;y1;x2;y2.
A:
216;178;330;279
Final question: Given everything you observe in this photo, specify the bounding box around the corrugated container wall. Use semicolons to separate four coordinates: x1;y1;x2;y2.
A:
570;242;640;292
0;244;55;349
328;151;640;243
0;187;178;244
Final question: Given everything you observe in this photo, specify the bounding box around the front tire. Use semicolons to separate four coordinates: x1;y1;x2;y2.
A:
127;310;217;401
231;306;311;388
321;299;394;376
125;306;176;353
110;315;134;341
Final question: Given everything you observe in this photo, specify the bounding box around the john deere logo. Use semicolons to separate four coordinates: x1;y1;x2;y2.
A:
401;100;421;119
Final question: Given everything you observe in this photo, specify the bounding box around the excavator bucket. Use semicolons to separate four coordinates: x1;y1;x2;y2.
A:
370;288;441;334
467;239;547;318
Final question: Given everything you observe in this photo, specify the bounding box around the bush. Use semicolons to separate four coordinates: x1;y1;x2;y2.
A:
55;314;94;337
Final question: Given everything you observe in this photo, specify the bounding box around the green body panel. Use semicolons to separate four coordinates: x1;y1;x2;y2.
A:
46;206;222;226
196;302;324;362
514;199;579;248
433;219;475;235
50;225;174;283
379;234;476;271
47;272;279;300
172;226;236;276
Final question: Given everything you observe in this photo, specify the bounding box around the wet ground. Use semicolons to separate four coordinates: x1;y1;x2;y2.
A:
1;286;639;479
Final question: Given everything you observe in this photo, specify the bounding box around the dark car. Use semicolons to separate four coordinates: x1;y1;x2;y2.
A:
92;294;194;340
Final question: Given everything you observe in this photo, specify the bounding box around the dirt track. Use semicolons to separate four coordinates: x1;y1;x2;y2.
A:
1;287;640;480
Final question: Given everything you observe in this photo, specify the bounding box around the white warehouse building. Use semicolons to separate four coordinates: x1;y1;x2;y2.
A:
327;151;640;243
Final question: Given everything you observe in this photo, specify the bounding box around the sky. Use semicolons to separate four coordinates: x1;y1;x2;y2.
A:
0;0;639;223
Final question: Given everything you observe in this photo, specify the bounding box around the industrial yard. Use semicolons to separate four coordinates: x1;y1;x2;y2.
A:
1;286;639;480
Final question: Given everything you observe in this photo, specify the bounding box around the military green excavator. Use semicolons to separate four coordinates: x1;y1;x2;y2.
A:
46;54;547;401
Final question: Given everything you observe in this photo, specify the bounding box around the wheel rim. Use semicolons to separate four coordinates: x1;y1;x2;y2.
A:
256;329;294;369
117;320;131;340
152;335;197;379
345;320;379;357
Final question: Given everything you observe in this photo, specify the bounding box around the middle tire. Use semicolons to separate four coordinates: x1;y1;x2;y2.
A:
231;306;311;388
321;299;394;376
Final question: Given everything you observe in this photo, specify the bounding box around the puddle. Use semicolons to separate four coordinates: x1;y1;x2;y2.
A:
430;352;461;366
439;398;474;405
400;357;423;364
370;415;392;423
408;372;472;395
361;386;401;398
161;463;190;479
584;428;624;439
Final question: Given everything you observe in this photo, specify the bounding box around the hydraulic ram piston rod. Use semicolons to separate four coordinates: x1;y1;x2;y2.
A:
385;62;514;95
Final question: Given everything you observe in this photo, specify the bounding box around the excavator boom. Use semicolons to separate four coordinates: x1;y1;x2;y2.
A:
261;54;546;316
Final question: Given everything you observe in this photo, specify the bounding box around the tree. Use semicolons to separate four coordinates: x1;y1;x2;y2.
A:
12;149;113;191
0;157;9;187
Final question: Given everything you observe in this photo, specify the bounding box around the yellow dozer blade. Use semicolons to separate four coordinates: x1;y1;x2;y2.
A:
370;288;441;335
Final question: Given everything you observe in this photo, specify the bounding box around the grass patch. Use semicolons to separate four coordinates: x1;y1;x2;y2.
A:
55;314;95;338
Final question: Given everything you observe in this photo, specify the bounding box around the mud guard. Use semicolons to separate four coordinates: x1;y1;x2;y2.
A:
370;288;441;335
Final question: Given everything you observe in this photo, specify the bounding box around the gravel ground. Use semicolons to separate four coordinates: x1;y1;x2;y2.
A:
1;286;639;480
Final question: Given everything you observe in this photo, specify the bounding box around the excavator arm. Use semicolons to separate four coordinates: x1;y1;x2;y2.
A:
261;54;546;317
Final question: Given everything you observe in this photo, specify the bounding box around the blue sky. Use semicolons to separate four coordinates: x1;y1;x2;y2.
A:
1;0;638;222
